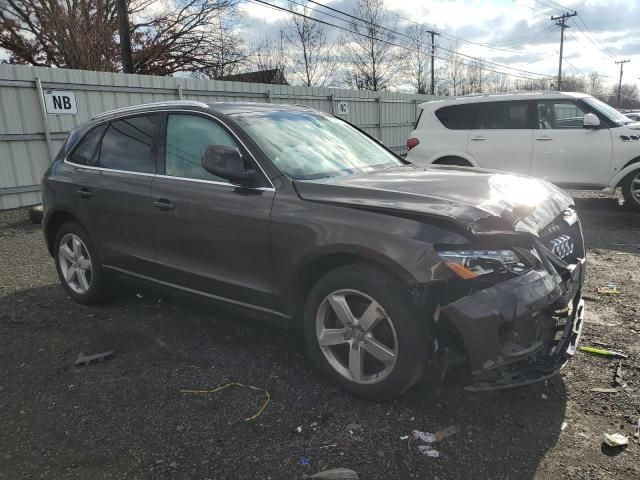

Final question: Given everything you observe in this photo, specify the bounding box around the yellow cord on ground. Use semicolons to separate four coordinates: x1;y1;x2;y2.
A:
180;382;271;421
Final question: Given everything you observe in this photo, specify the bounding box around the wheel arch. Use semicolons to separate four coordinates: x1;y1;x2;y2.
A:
431;152;477;167
290;248;417;320
612;156;640;188
44;209;81;256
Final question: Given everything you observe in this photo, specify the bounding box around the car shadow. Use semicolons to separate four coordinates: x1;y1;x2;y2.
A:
1;283;567;479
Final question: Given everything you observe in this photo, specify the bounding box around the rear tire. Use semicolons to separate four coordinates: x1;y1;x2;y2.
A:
621;170;640;212
303;264;428;401
434;156;472;167
54;221;113;305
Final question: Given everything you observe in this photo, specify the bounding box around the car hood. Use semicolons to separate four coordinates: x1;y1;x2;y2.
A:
293;165;573;235
625;122;640;130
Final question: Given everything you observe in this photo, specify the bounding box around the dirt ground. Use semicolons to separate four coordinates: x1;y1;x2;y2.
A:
0;194;639;480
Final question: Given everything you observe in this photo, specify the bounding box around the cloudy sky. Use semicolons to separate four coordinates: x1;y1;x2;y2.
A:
241;0;640;92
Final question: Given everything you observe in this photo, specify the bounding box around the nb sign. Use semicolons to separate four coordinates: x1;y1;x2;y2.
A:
43;90;78;115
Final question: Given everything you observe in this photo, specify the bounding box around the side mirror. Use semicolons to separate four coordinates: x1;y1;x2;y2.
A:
583;113;600;129
202;145;256;185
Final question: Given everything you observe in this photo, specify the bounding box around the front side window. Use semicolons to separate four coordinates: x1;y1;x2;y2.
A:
474;101;531;129
538;101;587;129
164;114;239;182
435;104;475;130
231;110;403;180
69;124;107;166
99;115;158;173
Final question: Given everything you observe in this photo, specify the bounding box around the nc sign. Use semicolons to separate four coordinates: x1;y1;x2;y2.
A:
43;90;78;115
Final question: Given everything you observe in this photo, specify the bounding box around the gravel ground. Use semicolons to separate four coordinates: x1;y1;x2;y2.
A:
0;195;639;480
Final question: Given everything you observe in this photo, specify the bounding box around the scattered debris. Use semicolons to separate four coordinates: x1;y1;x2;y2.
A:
603;433;629;448
28;205;43;224
561;422;568;431
417;445;440;457
597;284;622;295
302;468;359;479
614;361;624;387
74;351;114;366
295;426;303;433
136;293;143;298
411;425;458;444
591;388;618;394
578;346;629;359
399;435;409;441
298;456;312;467
541;393;548;400
634;418;640;440
179;382;271;421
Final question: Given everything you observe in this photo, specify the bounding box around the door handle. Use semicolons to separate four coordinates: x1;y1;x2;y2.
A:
76;188;93;199
470;136;486;141
536;136;553;141
153;199;174;211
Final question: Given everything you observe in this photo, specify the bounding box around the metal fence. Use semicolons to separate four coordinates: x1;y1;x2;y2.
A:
0;64;440;209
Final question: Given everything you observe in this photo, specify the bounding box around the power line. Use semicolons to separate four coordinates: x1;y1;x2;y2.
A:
573;15;617;59
280;0;551;78
535;0;568;13
513;0;554;17
550;10;577;90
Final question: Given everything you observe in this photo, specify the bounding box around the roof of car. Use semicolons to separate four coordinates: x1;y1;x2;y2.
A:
90;100;316;121
418;91;592;109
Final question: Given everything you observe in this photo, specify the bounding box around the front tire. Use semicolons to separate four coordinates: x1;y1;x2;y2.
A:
621;170;640;212
54;221;113;305
303;264;428;401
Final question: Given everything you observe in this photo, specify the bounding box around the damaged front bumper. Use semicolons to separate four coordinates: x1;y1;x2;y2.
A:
441;256;585;391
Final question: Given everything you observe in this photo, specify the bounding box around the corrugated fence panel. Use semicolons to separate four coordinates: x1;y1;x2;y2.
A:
0;64;440;209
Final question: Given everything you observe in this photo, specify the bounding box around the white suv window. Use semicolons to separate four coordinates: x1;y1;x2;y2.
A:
434;104;475;130
538;101;587;129
474;101;531;129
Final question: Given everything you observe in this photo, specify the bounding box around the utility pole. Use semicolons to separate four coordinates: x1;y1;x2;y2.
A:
430;30;437;95
615;59;630;106
550;11;577;91
115;0;134;73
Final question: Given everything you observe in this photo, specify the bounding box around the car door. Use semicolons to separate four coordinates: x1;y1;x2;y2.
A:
150;112;275;312
530;100;613;187
466;100;534;175
67;114;158;277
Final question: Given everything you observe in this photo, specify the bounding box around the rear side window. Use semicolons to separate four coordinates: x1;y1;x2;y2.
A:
475;102;531;129
435;105;475;130
99;115;158;173
69;124;106;166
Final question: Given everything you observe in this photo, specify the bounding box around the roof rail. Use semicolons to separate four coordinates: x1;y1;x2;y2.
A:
91;100;209;120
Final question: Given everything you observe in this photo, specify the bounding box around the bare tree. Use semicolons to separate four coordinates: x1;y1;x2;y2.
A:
0;0;244;75
403;22;433;94
465;58;484;94
440;44;465;96
343;0;401;91
248;27;288;73
201;8;248;78
283;0;336;87
586;71;606;98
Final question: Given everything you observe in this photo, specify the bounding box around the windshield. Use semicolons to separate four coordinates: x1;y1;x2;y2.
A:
583;97;632;125
231;110;404;180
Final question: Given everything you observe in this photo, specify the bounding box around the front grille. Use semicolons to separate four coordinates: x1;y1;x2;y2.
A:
539;213;585;264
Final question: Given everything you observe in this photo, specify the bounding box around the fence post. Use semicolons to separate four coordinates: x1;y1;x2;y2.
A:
377;96;383;141
177;84;183;100
34;77;54;162
266;90;272;103
330;94;335;114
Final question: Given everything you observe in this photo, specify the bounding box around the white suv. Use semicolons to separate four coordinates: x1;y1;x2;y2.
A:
406;91;640;211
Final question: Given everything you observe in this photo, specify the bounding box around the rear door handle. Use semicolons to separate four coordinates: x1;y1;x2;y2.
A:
77;188;93;199
536;136;553;141
153;199;174;211
470;136;486;141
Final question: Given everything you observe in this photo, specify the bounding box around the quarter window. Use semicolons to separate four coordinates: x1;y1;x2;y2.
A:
435;105;475;130
164;114;239;182
99;115;158;173
538;101;587;129
69;124;106;166
474;102;531;129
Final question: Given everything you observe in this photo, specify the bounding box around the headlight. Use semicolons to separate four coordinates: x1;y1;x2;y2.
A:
437;249;528;279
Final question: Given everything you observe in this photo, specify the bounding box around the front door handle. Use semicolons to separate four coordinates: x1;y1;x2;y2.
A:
77;188;93;199
536;136;553;141
153;199;174;211
470;136;486;141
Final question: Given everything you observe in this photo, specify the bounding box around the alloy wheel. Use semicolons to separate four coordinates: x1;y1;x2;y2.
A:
315;289;398;384
632;171;640;202
58;233;92;294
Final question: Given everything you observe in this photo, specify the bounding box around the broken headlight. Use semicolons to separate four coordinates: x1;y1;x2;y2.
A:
436;249;528;279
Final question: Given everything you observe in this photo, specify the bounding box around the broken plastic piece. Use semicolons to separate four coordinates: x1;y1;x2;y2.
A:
74;351;114;366
179;382;270;422
400;435;409;441
541;393;548;400
302;468;359;479
603;433;629;447
561;422;568;431
417;445;440;457
412;430;436;443
614;361;624;387
412;426;458;443
634;418;640;439
591;388;618;394
577;346;628;359
597;285;622;295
